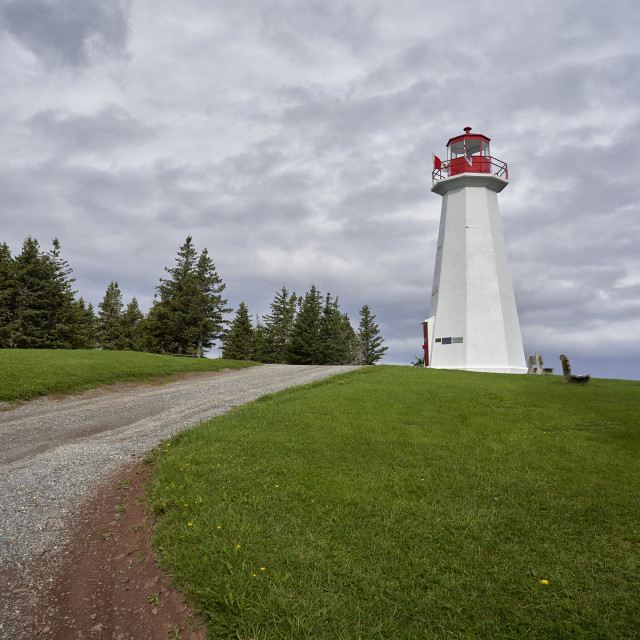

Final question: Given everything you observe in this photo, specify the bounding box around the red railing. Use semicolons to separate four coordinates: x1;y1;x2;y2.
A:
432;155;508;186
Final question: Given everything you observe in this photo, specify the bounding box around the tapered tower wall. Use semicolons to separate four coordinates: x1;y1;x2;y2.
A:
428;173;526;374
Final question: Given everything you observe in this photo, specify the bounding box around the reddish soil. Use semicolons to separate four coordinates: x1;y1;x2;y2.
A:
14;460;207;640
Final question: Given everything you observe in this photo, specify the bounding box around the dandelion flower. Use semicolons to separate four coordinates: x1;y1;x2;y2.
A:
237;545;241;549
188;522;193;527
184;503;188;507
541;579;549;585
260;567;265;571
217;526;221;530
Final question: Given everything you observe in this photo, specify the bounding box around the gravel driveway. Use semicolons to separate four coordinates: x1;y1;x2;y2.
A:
0;364;359;570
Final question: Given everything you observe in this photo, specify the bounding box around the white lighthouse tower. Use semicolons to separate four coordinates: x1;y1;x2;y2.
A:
422;127;526;374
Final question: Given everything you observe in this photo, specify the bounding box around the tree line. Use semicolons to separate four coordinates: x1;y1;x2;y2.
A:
0;236;388;365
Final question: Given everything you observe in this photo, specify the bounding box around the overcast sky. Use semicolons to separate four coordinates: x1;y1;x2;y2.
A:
2;0;639;379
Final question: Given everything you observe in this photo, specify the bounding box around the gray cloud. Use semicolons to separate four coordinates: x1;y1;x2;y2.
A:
1;0;130;68
28;105;155;155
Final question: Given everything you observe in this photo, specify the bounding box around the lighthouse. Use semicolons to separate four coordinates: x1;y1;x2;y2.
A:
423;127;526;374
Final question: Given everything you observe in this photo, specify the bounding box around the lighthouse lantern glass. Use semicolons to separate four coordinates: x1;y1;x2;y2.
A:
449;138;481;159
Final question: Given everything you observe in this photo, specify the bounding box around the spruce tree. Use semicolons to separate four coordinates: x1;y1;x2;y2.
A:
286;285;322;364
47;238;77;348
0;242;15;347
145;237;230;356
318;293;350;364
262;286;297;363
70;298;97;349
11;237;57;348
122;297;144;351
98;281;125;350
194;248;231;356
221;302;254;360
252;315;267;363
357;304;388;365
340;313;360;364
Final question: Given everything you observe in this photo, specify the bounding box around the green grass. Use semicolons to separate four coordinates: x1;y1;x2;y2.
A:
0;349;259;402
148;366;640;639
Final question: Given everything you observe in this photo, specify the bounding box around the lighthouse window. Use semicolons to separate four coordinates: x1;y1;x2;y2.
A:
482;140;490;156
450;139;481;158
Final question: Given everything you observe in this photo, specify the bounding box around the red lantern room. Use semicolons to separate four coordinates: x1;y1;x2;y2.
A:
432;127;508;185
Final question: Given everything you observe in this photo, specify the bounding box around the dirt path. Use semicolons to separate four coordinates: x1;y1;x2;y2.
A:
0;364;360;639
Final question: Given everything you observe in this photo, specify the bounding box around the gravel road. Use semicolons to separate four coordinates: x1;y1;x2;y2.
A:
0;364;359;570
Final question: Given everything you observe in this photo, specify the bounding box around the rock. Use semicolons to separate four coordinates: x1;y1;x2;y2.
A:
33;547;46;555
91;623;104;632
151;607;158;615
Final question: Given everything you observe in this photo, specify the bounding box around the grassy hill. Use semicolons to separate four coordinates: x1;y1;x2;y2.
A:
0;349;259;402
148;366;640;639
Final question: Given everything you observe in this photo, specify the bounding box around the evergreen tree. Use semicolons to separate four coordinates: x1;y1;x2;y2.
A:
286;285;323;364
262;286;297;363
340;313;360;364
11;237;57;348
122;297;144;351
148;236;199;354
252;315;267;363
318;293;350;364
97;281;125;349
69;298;97;349
145;237;230;356
221;302;254;360
193;248;231;356
0;242;15;347
47;238;77;348
357;305;388;365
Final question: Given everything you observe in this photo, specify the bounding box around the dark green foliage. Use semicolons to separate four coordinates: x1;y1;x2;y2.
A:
70;298;97;349
318;294;352;364
0;242;15;347
286;285;323;364
47;238;78;348
264;286;373;365
1;238;81;349
221;302;254;360
1;235;382;362
11;237;53;347
145;237;230;357
252;315;267;363
193;248;231;356
262;286;297;363
357;304;387;364
97;281;125;350
340;312;360;364
122;297;144;351
11;237;63;348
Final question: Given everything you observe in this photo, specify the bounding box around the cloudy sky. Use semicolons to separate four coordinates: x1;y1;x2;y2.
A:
2;0;639;379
